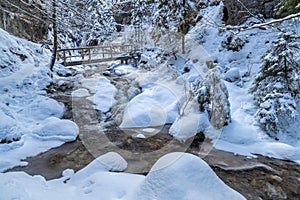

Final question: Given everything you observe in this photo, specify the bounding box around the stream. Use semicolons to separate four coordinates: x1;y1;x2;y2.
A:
7;63;300;200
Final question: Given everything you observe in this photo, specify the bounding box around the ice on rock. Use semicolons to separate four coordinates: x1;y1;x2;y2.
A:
133;152;246;200
72;88;90;98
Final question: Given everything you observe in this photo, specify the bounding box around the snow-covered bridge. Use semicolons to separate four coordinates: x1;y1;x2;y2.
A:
57;44;134;66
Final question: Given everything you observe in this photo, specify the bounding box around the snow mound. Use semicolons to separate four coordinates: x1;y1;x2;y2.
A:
170;98;210;141
120;84;180;128
32;117;78;142
19;96;64;121
94;77;117;112
97;152;128;172
224;68;241;82
134;152;246;200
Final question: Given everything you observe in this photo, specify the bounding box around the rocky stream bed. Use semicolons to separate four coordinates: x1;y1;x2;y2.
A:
6;64;300;200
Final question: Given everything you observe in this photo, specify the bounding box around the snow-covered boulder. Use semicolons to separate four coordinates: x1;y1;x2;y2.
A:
169;98;210;141
93;77;117;112
69;152;128;183
133;152;246;200
20;96;64;121
0;109;22;142
32;117;78;142
224;67;241;82
97;152;128;172
120;85;180;128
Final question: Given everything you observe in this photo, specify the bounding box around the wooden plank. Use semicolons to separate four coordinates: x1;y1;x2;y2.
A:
63;55;131;66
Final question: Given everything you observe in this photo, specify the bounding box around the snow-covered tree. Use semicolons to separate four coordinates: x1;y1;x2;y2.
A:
251;31;300;135
153;0;202;53
53;0;116;47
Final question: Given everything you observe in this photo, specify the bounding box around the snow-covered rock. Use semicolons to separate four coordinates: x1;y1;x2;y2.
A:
133;152;246;200
169;98;210;141
224;67;241;82
120;84;180;128
32;117;79;142
93;77;117;112
97;152;128;172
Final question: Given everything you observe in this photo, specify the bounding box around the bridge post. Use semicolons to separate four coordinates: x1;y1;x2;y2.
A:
88;49;91;62
63;50;66;66
110;46;113;59
81;50;84;60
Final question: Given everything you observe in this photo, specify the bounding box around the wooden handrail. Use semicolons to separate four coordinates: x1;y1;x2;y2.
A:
57;44;135;66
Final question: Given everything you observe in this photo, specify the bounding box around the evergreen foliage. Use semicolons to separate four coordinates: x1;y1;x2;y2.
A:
276;0;300;18
251;31;300;135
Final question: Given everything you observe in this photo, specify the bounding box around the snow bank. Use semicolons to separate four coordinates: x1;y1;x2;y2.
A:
0;153;142;200
133;152;245;200
0;28;79;170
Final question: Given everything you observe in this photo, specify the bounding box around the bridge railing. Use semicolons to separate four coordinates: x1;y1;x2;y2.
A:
57;44;134;66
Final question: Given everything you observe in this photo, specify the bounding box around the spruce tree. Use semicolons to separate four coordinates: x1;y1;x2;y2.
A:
251;31;300;135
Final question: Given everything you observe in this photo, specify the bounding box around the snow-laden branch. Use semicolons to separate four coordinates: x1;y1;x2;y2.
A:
227;13;300;32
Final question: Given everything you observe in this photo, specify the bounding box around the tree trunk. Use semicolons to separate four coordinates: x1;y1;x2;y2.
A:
50;0;57;72
181;0;186;54
181;32;185;54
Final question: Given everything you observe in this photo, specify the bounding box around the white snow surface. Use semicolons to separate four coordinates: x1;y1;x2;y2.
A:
0;153;245;200
0;28;78;171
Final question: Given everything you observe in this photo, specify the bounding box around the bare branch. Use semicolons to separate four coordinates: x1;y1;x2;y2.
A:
227;13;300;33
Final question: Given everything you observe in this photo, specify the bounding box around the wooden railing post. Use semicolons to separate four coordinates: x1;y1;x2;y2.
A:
88;48;91;62
110;46;112;59
63;50;66;65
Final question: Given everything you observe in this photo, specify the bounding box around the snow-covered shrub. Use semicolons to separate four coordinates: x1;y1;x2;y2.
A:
251;31;300;135
205;65;231;129
191;63;231;129
221;33;246;52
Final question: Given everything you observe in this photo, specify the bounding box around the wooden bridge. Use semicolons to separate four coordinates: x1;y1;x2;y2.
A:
57;44;135;66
